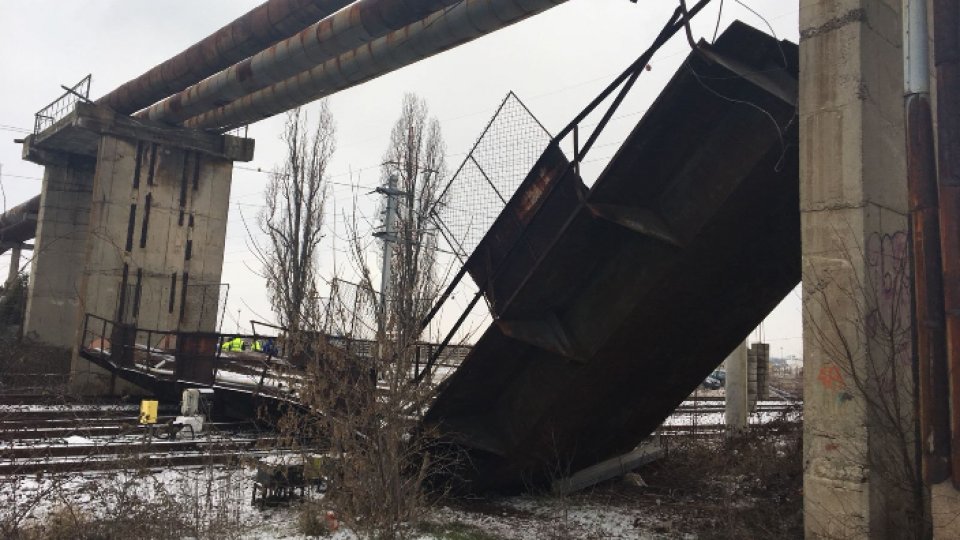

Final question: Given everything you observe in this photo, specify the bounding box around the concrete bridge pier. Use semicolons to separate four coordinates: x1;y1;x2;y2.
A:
22;102;254;394
22;156;95;348
724;340;748;434
799;0;927;536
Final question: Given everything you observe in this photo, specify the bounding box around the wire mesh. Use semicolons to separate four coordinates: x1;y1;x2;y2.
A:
323;278;378;340
432;92;551;260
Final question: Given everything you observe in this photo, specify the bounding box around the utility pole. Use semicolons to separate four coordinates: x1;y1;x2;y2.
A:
374;174;403;338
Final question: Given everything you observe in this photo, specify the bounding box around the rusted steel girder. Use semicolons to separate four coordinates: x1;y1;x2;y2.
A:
183;0;568;132
140;0;463;124
96;0;353;116
932;0;960;489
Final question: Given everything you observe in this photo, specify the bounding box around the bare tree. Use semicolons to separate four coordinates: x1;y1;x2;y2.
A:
286;95;450;539
251;104;335;339
381;93;446;348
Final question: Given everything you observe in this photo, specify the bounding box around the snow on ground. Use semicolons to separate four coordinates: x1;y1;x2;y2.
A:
424;496;689;540
0;464;687;539
660;408;801;427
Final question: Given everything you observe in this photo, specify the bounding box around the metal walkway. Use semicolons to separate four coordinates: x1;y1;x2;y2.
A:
422;22;801;491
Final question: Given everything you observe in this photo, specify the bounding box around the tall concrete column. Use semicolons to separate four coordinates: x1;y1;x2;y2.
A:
725;340;748;433
22;156;94;347
22;103;253;394
747;344;758;412
6;245;20;287
800;0;919;536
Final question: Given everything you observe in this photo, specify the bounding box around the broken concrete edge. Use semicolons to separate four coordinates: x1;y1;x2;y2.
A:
23;102;255;165
550;437;665;496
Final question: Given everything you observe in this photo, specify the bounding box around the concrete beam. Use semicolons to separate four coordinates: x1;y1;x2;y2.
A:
551;437;664;495
799;0;920;536
24;102;254;164
725;340;748;433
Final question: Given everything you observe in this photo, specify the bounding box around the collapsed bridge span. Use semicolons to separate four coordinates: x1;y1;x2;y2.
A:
422;22;801;491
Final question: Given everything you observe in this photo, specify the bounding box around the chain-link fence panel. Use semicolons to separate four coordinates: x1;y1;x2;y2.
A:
324;278;378;340
432;92;551;260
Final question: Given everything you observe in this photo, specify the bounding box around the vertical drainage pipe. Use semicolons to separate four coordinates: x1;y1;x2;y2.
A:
932;0;960;488
904;0;950;484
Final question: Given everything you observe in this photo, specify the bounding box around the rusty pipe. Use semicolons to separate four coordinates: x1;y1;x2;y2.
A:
906;93;950;484
96;0;354;115
0;194;40;255
140;0;463;124
904;0;951;485
932;0;960;489
184;0;568;131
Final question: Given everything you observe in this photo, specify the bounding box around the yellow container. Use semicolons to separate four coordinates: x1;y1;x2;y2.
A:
139;400;159;424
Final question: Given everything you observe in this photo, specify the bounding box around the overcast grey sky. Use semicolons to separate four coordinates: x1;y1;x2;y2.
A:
0;0;802;357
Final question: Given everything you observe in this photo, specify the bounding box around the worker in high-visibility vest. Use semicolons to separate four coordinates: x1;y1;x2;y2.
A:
221;336;244;351
252;338;277;355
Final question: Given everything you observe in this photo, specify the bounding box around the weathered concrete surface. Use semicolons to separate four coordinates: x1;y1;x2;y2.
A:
22;157;94;348
21;104;251;395
6;246;21;286
750;342;770;399
725;341;748;433
80;135;233;334
800;0;920;536
931;480;960;538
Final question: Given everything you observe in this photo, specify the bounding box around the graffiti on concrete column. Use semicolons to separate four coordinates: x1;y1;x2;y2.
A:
865;230;912;364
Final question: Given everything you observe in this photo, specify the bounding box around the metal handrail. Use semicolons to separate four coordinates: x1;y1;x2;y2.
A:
33;75;91;135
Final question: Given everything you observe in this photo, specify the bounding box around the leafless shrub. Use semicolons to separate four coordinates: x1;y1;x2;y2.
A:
639;423;803;539
802;227;925;536
270;93;452;539
248;103;334;344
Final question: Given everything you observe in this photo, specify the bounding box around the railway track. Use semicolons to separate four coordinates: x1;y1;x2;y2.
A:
0;396;801;475
0;401;282;475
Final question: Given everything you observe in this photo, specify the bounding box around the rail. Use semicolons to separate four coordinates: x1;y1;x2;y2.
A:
80;313;289;397
80;314;468;393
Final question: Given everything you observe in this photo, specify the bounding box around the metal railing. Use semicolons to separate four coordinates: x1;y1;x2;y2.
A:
34;75;91;135
79;313;468;395
80;313;288;397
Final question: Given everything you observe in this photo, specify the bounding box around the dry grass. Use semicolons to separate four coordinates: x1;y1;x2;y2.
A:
0;337;71;392
636;421;803;539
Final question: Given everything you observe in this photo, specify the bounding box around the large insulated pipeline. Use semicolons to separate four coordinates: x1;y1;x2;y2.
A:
183;0;568;132
140;0;464;124
0;195;40;245
96;0;354;115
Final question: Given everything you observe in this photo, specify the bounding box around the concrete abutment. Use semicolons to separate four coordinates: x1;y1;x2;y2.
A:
21;102;253;395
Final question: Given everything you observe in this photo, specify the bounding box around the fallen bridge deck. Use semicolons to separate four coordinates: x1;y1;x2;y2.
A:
423;22;801;491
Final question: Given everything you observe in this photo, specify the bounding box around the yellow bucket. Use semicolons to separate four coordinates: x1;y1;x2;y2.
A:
139;400;159;424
